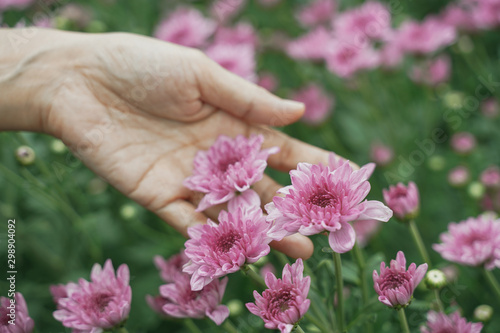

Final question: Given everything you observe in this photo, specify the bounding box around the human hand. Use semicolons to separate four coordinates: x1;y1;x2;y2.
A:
3;29;339;259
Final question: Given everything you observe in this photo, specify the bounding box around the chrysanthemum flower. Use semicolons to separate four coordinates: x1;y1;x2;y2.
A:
159;275;229;325
296;0;336;27
184;134;278;212
373;251;428;308
265;158;392;253
246;259;311;333
205;43;257;82
420;311;483;333
154;250;189;283
184;194;281;290
383;182;420;221
291;84;334;125
451;132;476;154
0;292;34;333
394;18;456;55
433;216;500;270
286;27;333;60
325;40;380;78
52;260;131;333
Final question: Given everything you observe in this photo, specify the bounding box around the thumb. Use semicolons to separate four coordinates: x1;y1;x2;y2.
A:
197;55;305;126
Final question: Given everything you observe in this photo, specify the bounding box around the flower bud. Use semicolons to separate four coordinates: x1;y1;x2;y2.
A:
451;132;476;155
50;139;67;154
480;166;500;189
467;181;485;200
474;304;493;322
370;143;394;167
448;166;469;187
120;204;137;220
227;299;244;317
424;269;447;289
428;155;446;171
16;146;36;165
383;182;420;222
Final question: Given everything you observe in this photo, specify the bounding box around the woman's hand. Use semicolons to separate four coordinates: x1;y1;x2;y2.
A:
1;29;336;259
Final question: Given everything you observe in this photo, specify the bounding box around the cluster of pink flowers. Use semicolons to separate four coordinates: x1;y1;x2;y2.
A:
0;0;33;11
421;311;483;333
266;153;392;253
434;215;500;270
0;293;34;333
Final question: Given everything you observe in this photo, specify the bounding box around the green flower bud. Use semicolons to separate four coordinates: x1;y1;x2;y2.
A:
467;181;485;200
474;304;493;322
227;299;244;317
120;204;137;220
427;156;446;171
16;146;36;165
50;139;67;154
425;269;447;289
86;20;107;33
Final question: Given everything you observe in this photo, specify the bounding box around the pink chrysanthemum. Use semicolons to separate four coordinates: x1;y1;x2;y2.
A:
184;134;278;212
325;40;380;78
159;275;229;325
0;293;34;333
184;193;282;290
296;0;337;27
206;42;257;81
265;157;392;253
154;8;216;48
246;259;311;333
451;132;476;154
286;27;333;60
433;216;500;270
210;0;246;23
394;18;456;55
480;166;500;188
370;143;394;167
154;250;189;283
214;22;258;47
481;98;499;118
52;260;131;333
291;84;334;125
373;251;428;308
410;56;451;86
420;311;483;333
0;0;33;10
383;182;420;221
448;166;470;187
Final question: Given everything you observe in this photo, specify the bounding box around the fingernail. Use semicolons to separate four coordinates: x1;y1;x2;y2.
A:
282;100;305;112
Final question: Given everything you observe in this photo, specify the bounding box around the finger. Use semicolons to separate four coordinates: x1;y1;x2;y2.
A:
271;234;314;260
155;199;207;238
197;55;305;126
253;174;282;206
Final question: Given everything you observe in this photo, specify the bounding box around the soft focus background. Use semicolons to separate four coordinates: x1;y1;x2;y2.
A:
1;0;500;331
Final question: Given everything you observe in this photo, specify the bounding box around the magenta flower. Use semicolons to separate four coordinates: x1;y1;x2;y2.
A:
184;134;278;212
433;216;500;270
184;195;282;290
205;43;257;82
0;293;34;333
0;0;33;10
440;4;478;32
154;8;216;48
159;274;229;325
154;250;189;283
291;84;334;125
210;0;246;23
420;311;483;333
395;18;456;55
448;166;470;187
383;182;420;221
266;159;392;253
287;27;333;60
410;56;451;86
370;143;394;166
451;132;476;154
52;260;132;333
296;0;337;27
214;23;258;47
373;251;428;308
246;259;311;333
325;40;380;78
480;166;500;188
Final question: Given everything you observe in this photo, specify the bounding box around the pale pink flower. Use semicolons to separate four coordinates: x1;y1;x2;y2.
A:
0;293;34;333
265;159;392;253
420;311;483;333
0;0;32;10
260;263;276;279
205;43;257;81
379;34;405;68
183;195;282;290
370;143;394;166
184;135;278;211
52;260;132;333
480;166;500;188
214;22;258;47
159;275;229;325
451;132;476;154
471;0;500;29
411;56;451;86
154;8;216;48
297;0;336;27
373;251;428;308
440;4;478;31
211;0;246;23
352;219;381;248
325;40;380;78
333;2;391;43
434;216;500;269
246;259;311;333
154;250;189;283
291;84;334;125
481;98;499;118
448;166;470;187
145;294;169;315
257;72;278;92
50;284;68;305
383;182;420;221
286;26;333;60
395;18;456;55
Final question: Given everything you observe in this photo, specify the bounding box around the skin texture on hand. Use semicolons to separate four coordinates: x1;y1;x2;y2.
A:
1;29;338;259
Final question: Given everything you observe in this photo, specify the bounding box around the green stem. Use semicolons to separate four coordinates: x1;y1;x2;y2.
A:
304;312;330;333
408;219;432;266
397;308;411;333
294;324;305;333
185;318;202;333
113;328;129;333
434;289;445;312
241;265;267;289
333;252;346;333
483;268;500;302
352;243;373;333
222;320;238;333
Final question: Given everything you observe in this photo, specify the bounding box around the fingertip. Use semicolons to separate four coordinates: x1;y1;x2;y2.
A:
267;99;305;127
271;234;314;260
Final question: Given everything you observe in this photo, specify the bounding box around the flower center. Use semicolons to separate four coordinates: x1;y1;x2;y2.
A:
379;272;411;291
89;292;113;313
217;156;240;173
268;287;295;315
215;231;242;253
309;192;337;208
